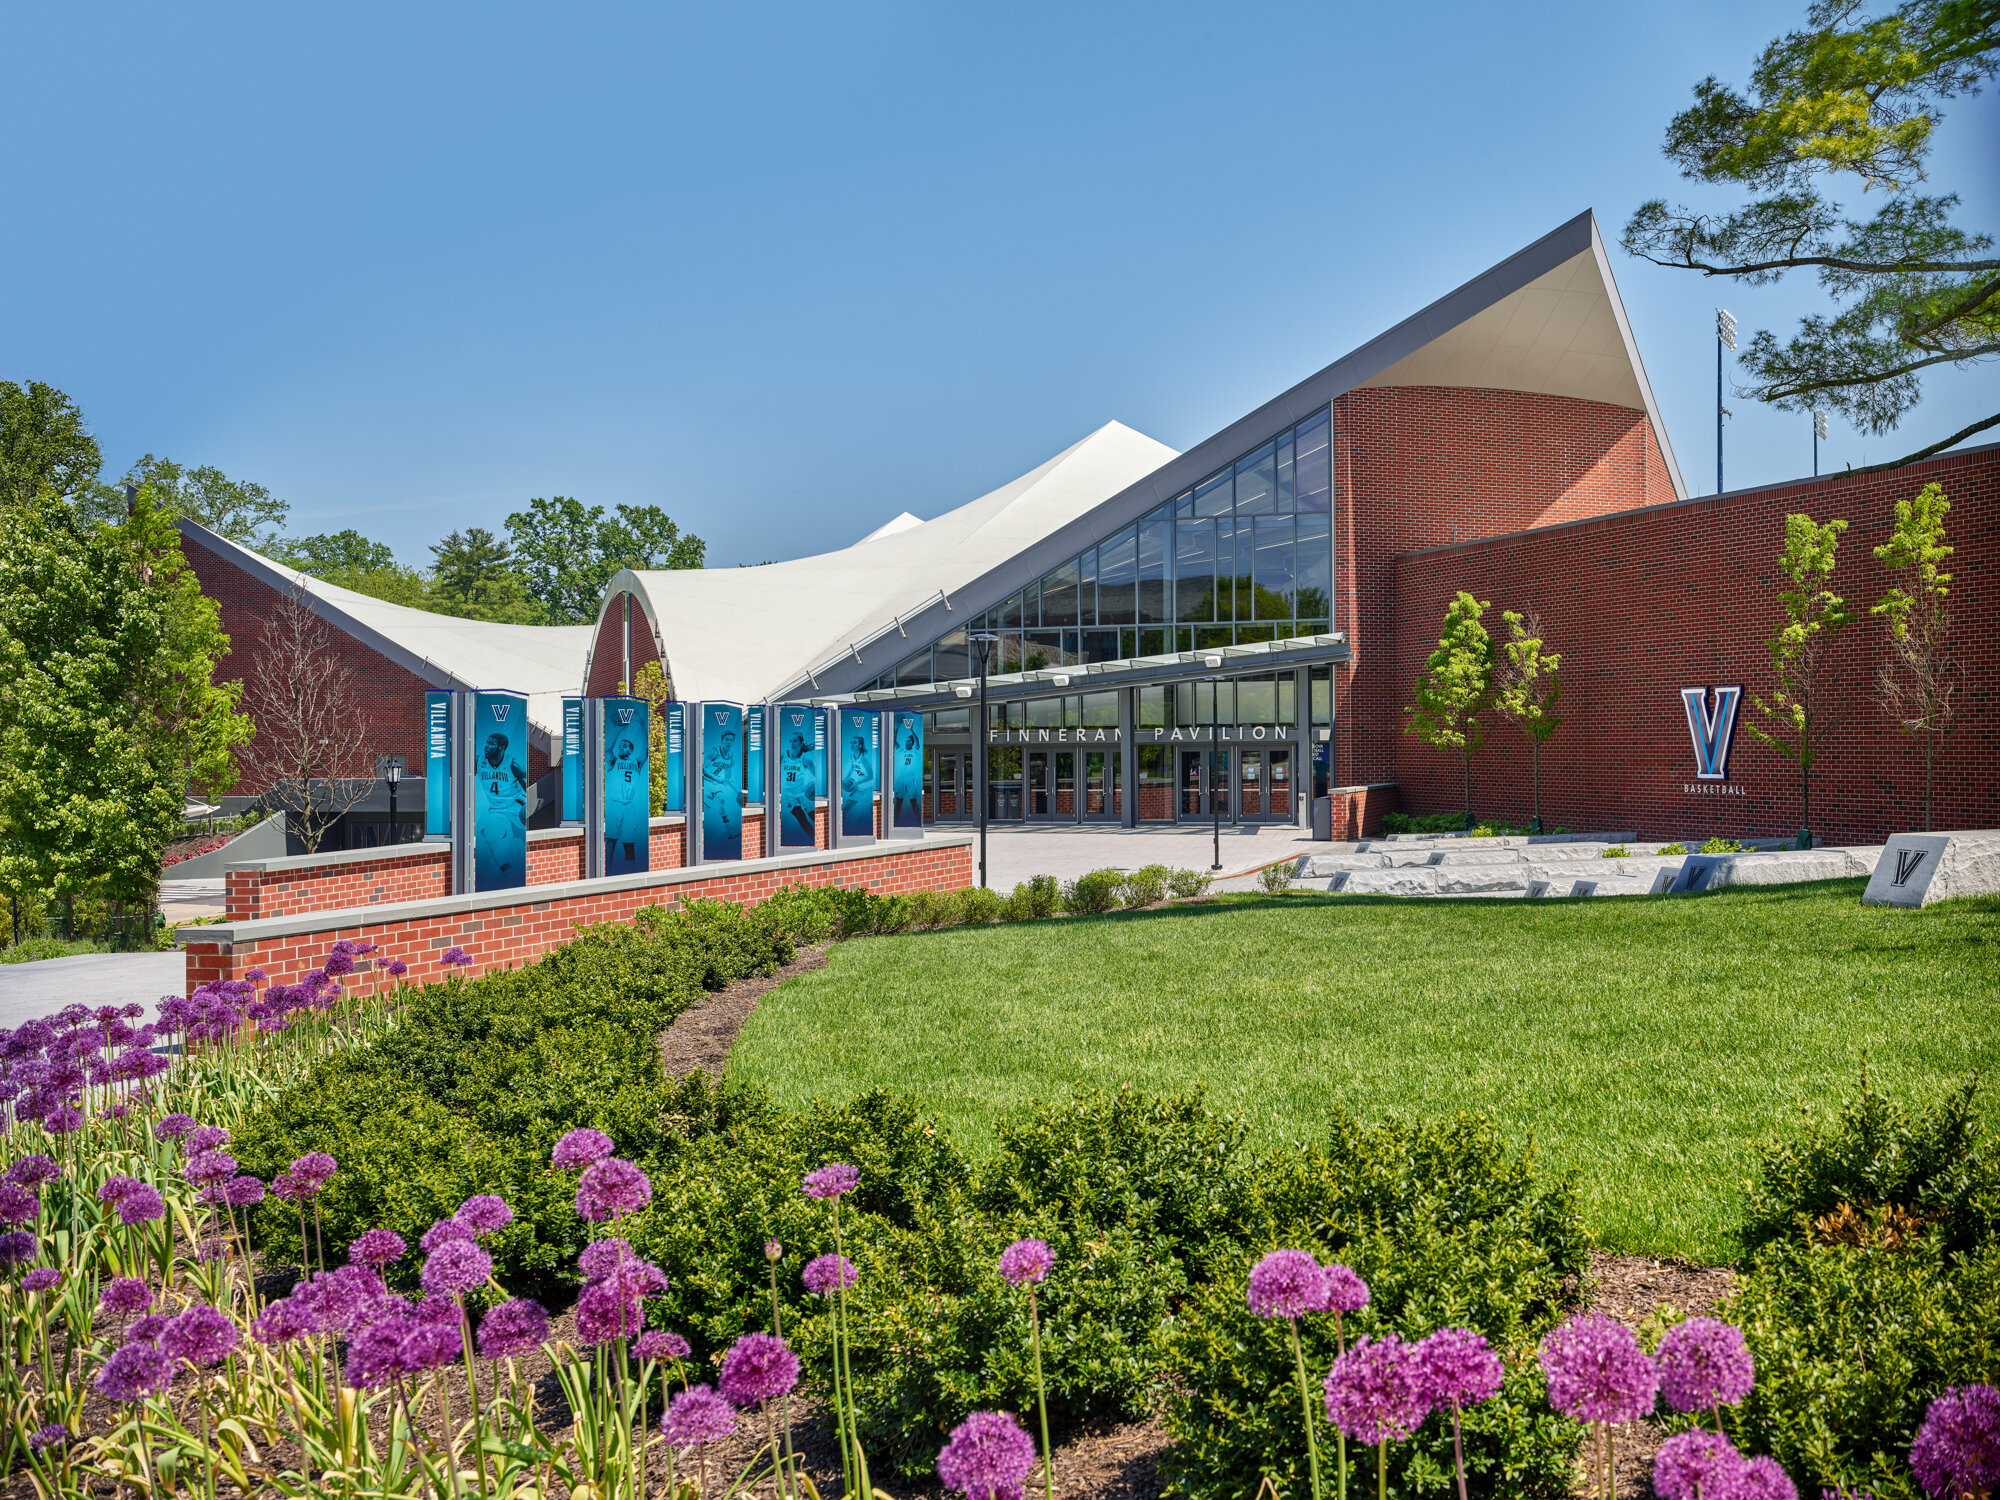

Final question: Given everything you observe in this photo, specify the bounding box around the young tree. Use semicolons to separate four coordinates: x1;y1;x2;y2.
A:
428;527;545;623
1492;610;1563;833
1405;592;1494;829
505;496;706;623
116;454;290;547
631;660;674;817
1871;481;1957;829
239;586;376;853
1747;513;1853;844
1623;1;1998;469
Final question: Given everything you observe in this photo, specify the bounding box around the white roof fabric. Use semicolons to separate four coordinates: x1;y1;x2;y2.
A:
610;420;1180;704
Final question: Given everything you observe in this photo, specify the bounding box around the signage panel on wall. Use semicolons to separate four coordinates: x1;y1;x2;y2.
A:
424;691;453;838
838;708;879;842
471;691;528;891
891;711;924;833
562;698;585;825
776;705;819;848
1680;686;1743;782
661;703;685;813
746;706;765;806
603;696;650;875
701;703;745;860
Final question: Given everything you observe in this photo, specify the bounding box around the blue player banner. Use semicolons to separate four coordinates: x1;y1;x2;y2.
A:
776;705;819;848
891;711;925;831
424;691;453;837
602;696;650;875
701;703;744;861
562;698;585;824
471;691;528;890
661;703;685;814
745;706;765;806
838;708;878;841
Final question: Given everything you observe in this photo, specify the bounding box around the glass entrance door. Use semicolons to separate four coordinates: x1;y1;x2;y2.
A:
1026;750;1052;817
1239;751;1264;821
1083;750;1121;820
1268;750;1291;821
933;752;966;820
1178;749;1231;822
988;746;1022;821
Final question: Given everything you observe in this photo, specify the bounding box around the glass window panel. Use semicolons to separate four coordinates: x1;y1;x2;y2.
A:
1026;695;1063;728
1192;468;1231;519
1296;514;1332;620
1078;547;1096;627
1082;691;1119;727
1236;624;1276;644
1022;631;1069;670
997;633;1026;672
999;592;1023;629
1174;490;1195;518
1001;700;1025;728
1174;520;1215;622
1254;517;1295;620
1064;696;1082;728
1138;627;1167;657
1121;628;1138;660
1227;519;1250;621
1039;561;1079;627
1278;675;1295;723
935;707;970;733
934;629;971;682
1062;629;1079;662
1310;665;1331;726
1234;442;1276;515
1137;515;1171;624
1195;625;1233;651
1174;682;1194;723
1296;410;1331;512
1080;630;1119;663
1237;675;1276;724
896;649;935;685
1098;526;1137;624
1138;686;1172;726
1025;581;1041;628
1276;437;1295;514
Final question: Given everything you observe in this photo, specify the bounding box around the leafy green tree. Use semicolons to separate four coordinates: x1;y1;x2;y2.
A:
1623;0;1998;468
428;527;545;624
1871;482;1957;828
1492;610;1563;833
0;484;250;925
273;529;432;608
0;380;103;506
116;454;291;547
1405;592;1494;830
1746;513;1853;844
504;497;706;624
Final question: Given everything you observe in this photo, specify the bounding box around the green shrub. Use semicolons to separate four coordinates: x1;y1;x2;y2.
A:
1003;874;1061;921
949;885;1005;925
1166;867;1213;899
1601;844;1630;858
1061;868;1124;915
1700;836;1748;853
1380;811;1474;834
1658;842;1689;856
1257;861;1294;893
1119;863;1170;908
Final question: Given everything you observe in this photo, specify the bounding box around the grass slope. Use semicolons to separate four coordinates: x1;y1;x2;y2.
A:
729;880;2000;1263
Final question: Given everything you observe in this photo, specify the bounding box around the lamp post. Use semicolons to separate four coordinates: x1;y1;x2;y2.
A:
384;758;403;844
1716;308;1737;494
1203;655;1224;872
970;633;999;888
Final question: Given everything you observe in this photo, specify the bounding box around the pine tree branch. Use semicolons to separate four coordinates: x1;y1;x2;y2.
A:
1841;410;2000;474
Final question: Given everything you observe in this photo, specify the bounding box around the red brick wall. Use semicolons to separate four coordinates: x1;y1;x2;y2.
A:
1332;387;1676;792
184;838;975;994
1390;443;1997;842
587;592;663;697
527;831;586;884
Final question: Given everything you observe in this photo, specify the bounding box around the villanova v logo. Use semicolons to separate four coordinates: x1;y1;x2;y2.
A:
1680;686;1742;781
1892;848;1928;887
614;706;635;725
491;704;510;723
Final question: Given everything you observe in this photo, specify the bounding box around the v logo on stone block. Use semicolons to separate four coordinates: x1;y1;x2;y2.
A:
1892;848;1928;887
1680;686;1743;782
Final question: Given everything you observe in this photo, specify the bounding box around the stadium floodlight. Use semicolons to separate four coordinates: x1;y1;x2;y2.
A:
1716;308;1737;351
1715;310;1739;493
1812;409;1828;475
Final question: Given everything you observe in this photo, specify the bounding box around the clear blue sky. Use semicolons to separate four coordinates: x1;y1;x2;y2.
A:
5;2;1994;568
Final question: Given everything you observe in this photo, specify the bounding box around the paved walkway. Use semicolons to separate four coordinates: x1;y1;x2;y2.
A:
977;822;1332;889
0;952;186;1033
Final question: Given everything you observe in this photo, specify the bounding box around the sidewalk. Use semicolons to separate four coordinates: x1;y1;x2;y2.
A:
977;822;1331;889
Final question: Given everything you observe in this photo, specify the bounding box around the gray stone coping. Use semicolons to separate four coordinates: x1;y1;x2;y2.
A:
221;816;689;875
179;832;973;946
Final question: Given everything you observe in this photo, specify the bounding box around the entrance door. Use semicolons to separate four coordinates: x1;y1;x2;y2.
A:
933;753;964;820
1054;752;1076;818
1178;749;1231;822
1083;750;1121;820
1026;750;1052;817
1238;751;1263;821
1268;750;1292;821
988;746;1022;821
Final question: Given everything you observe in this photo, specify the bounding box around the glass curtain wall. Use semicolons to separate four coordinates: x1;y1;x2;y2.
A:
878;408;1331;686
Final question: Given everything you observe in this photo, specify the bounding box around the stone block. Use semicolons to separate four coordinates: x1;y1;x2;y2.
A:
1861;831;2000;907
1295;853;1389;876
1571;878;1654;897
1671;851;1851;892
1831;846;1883;877
1524;879;1555;898
1435;867;1529;893
1427;849;1532;866
1330;868;1440;895
1527;831;1638;845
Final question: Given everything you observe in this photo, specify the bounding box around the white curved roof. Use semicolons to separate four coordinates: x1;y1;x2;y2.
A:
176;521;594;744
607;419;1180;704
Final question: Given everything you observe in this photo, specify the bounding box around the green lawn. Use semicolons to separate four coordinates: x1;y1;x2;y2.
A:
729;880;2000;1264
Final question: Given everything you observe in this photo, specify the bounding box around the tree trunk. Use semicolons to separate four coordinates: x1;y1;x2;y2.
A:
1530;739;1542;830
1924;734;1935;832
1463;751;1473;829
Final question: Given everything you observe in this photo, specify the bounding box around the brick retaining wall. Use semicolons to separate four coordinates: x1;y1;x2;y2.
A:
183;833;974;995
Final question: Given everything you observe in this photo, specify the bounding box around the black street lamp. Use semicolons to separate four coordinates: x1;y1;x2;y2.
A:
968;633;999;888
1204;656;1224;872
384;758;403;844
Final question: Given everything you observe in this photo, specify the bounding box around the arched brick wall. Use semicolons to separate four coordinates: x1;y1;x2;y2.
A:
586;592;665;698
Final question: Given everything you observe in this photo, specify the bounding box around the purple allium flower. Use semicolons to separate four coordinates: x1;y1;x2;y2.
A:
575;1281;644;1346
346;1316;411;1388
95;1342;176;1401
998;1239;1054;1287
636;1329;691;1362
289;1152;337;1189
1415;1327;1505;1409
1658;1318;1756;1414
399;1314;463;1371
186;1125;232;1154
1911;1384;2000;1500
116;1186;167;1227
159;1304;239;1368
936;1409;1039;1500
270;1173;305;1202
184;1149;236;1187
384;958;408;979
126;1314;169;1346
803;1253;859;1296
440;946;472;968
662;1385;738;1447
245;968;268;983
1319;1263;1371;1315
765;1238;784;1262
1653;1429;1745;1500
1246;1249;1323;1319
455;1194;513;1235
1738;1457;1798;1500
1539;1312;1658;1426
44;1104;84;1134
0;1183;37;1225
575;1157;651;1222
0;1231;36;1265
1324;1334;1432;1445
803;1162;860;1200
421;1218;478;1253
101;1278;154;1316
349;1228;407;1267
5;1154;59;1187
252;1297;320;1346
718;1331;801;1406
323;950;355;977
196;1237;235;1264
578;1237;634;1280
28;1423;69;1452
154;1113;196;1141
552;1127;615;1170
226;1175;266;1207
477;1298;550;1361
21;1267;60;1293
421;1239;493;1298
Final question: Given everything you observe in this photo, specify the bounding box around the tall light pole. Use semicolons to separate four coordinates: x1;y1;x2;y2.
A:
1204;655;1224;872
1812;409;1826;476
970;633;999;888
1716;308;1737;494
